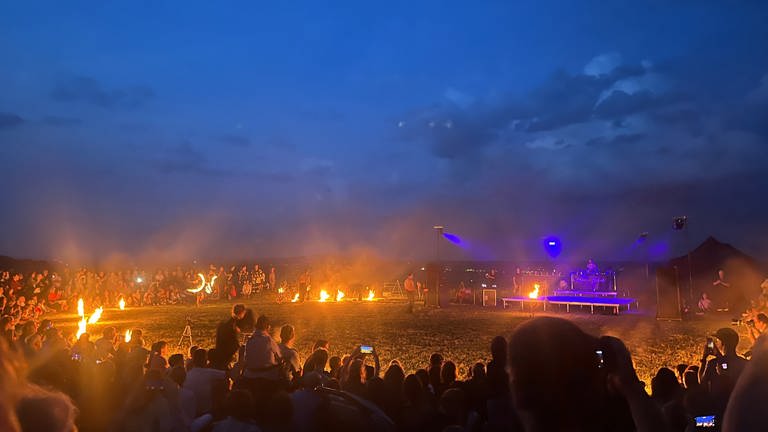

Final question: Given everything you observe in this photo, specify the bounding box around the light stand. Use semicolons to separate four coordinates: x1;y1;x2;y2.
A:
638;232;649;295
433;225;444;308
673;217;693;301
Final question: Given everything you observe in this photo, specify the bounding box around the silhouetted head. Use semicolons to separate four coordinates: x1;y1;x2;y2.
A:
232;304;246;319
441;361;457;384
490;336;507;363
192;348;207;368
280;324;295;344
714;328;739;354
508;317;604;430
225;390;253;421
255;315;271;332
384;363;405;390
404;374;424;405
651;368;681;403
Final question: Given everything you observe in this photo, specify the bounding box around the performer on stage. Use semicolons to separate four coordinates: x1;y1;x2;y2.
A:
484;269;498;288
713;269;731;289
512;267;522;296
586;259;599;275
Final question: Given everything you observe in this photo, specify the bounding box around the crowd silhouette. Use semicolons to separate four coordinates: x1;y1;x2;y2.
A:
3;267;768;431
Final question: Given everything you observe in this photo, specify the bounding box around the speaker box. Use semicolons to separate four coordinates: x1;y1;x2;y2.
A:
425;263;449;307
656;265;682;320
482;289;497;307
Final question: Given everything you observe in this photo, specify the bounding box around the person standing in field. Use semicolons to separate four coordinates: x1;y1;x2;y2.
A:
404;273;416;313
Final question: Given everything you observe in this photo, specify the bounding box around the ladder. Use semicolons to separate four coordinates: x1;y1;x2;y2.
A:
383;280;405;298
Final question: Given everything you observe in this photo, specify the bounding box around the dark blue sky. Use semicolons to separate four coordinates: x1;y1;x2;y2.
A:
1;1;767;264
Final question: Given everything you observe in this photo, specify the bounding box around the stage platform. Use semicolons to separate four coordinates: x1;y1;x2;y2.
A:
501;295;637;314
553;290;617;297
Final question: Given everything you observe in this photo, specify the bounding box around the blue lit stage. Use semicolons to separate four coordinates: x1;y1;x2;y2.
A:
501;293;637;314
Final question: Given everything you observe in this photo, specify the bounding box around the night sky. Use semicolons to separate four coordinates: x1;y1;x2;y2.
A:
1;1;767;264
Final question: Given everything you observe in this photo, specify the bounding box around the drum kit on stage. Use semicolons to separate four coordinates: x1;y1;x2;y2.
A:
570;270;616;292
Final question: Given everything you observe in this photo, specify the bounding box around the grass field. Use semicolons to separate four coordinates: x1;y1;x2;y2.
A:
50;299;750;387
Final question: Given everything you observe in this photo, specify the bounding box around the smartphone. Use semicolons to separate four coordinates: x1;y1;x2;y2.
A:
360;345;373;354
706;337;714;350
695;415;715;427
595;349;605;368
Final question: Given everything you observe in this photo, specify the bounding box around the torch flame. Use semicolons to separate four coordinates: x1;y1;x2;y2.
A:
77;298;85;318
291;293;300;302
336;290;345;302
124;329;132;343
528;284;540;299
278;287;285;294
319;290;330;302
366;289;375;301
187;273;206;293
88;307;103;324
205;275;217;294
118;298;126;310
76;317;87;339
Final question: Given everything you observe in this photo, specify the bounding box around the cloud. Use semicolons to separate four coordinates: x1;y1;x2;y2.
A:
154;142;227;176
583;53;622;77
51;76;154;109
584;133;646;147
0;112;24;130
525;136;569;150
218;134;251;147
395;51;768;212
593;90;682;119
42;116;82;127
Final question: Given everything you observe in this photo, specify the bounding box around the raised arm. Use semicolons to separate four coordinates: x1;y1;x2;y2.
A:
601;336;669;432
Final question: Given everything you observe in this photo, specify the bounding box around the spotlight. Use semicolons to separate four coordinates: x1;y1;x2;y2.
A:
543;236;562;258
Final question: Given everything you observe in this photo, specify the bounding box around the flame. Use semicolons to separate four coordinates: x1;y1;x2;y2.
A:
366;289;375;301
528;284;540;299
205;275;217;294
124;329;132;343
187;273;206;293
278;287;285;294
319;290;330;302
76;317;87;339
88;307;103;324
77;298;85;318
291;293;300;303
336;290;345;302
118;298;126;310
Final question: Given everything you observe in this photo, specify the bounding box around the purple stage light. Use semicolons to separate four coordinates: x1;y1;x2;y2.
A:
543;236;562;258
443;232;462;245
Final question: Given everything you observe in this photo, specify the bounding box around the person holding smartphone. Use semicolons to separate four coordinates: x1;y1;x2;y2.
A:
747;313;768;345
699;328;748;396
